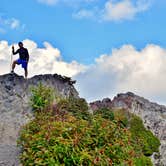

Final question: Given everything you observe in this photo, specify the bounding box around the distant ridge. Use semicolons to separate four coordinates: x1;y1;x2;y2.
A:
90;92;166;165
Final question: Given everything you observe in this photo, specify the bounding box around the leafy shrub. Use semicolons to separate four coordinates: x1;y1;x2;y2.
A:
113;109;130;127
56;97;91;120
19;113;153;166
134;156;152;166
94;108;114;121
130;116;160;156
94;108;160;158
30;83;90;120
30;83;54;112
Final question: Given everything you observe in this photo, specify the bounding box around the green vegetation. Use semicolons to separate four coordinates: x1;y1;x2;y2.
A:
93;108;114;121
18;84;160;166
95;108;160;156
30;83;54;112
130;116;160;156
56;97;91;120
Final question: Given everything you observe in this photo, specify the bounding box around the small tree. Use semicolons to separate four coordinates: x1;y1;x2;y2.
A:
30;83;54;112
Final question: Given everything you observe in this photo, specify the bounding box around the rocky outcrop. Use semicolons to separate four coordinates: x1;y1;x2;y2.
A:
1;73;166;166
0;73;78;166
90;92;166;166
90;98;112;110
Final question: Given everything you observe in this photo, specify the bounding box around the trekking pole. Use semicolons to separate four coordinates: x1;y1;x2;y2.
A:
10;50;13;72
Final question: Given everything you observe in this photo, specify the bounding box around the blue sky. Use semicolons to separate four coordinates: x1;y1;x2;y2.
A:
0;0;165;64
1;0;166;103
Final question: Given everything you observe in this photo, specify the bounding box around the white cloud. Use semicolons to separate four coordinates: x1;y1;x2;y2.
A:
75;44;166;103
72;9;95;19
0;39;86;77
36;0;152;21
9;18;20;29
102;0;151;21
4;18;20;29
74;0;152;22
0;16;22;30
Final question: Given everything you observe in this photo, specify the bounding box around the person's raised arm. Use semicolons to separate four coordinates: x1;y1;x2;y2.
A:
12;46;18;55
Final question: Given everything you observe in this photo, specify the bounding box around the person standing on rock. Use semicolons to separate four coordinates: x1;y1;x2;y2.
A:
11;42;29;78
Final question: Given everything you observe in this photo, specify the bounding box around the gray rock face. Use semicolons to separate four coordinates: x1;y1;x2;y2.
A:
112;92;166;166
90;92;166;166
0;73;79;166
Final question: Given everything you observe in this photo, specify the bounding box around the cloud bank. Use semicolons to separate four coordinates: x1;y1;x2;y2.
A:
1;39;166;104
74;44;166;103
